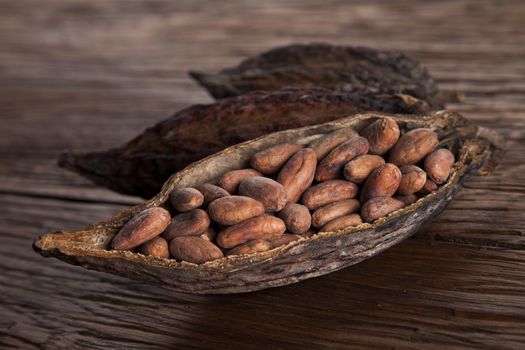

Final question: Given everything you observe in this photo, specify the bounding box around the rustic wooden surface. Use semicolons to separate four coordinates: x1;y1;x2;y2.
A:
1;0;524;349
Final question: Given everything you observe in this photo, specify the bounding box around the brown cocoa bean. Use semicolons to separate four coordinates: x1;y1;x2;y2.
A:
302;180;359;210
320;214;362;232
397;165;427;195
169;236;224;264
308;128;358;160
217;215;286;248
111;207;170;251
250;143;303;174
217;169;262;194
361;197;405;223
196;183;230;207
343;155;385;183
424;148;455;184
360;163;402;202
137;236;170;259
388;128;439;166
315;136;369;182
419;178;439;194
311;199;361;228
226;239;271;256
162;209;210;240
239;176;287;212
198;227;216;242
394;194;418;206
268;234;302;248
300;228;317;238
277;203;311;234
277;148;317;203
169;187;204;212
361;117;400;155
208;195;265;226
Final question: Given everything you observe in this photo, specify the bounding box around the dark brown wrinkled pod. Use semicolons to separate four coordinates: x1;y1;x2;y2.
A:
189;43;457;108
58;88;432;198
35;111;503;294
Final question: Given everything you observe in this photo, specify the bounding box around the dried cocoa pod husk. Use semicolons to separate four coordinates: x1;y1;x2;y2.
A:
58;88;432;198
189;43;456;108
35;111;503;294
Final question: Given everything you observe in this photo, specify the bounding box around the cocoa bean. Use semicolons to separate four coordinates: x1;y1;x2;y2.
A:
397;165;426;195
226;239;271;256
361;197;405;223
315;136;369;181
268;234;302;249
424;148;455;184
169;187;204;212
277;148;317;203
320;214;362;232
277;203;311;234
419;178;439;194
137;236;170;259
217;215;286;248
308;128;358;160
361;117;400;155
238;176;287;212
169;236;224;264
250;143;303;174
312;199;361;228
343;154;385;184
196;183;230;207
302;180;359;210
388;128;438;166
162;209;210;240
208;195;265;226
217;169;261;194
360;163;402;202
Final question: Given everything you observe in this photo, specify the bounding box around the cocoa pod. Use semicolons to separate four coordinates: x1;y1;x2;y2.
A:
424;148;455;184
277;148;317;203
169;187;204;212
308;128;358;160
277;203;311;234
361;197;405;223
360;163;402;202
311;199;361;228
226;240;271;256
198;227;216;242
111;207;170;251
238;176;287;212
217;215;286;249
394;194;418;206
208;196;265;226
170;237;224;264
315;136;369;182
196;183;230;207
320;214;363;232
250;143;303;174
302;180;359;210
388;128;439;166
343;155;385;184
268;234;302;249
59;89;430;198
361;117;400;155
419;179;439;194
162;209;210;240
137;236;170;259
217;169;262;194
397;165;427;195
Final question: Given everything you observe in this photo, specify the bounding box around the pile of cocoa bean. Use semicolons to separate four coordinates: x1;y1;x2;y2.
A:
110;117;455;264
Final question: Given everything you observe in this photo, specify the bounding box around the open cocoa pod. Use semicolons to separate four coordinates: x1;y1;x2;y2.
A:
34;111;504;294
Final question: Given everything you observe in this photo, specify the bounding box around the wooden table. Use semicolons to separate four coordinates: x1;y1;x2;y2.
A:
1;1;524;349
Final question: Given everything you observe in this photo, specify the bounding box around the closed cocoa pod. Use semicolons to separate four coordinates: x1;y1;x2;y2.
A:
397;165;427;195
277;203;311;234
388;128;439;166
343;155;385;183
208;195;265;226
394;194;418;206
312;199;361;228
217;169;262;194
226;239;271;256
196;183;230;207
315;136;369;182
239;176;287;212
419;178;439;194
169;236;224;264
169;187;204;212
308;128;358;160
424;148;455;184
361;197;405;223
162;209;210;240
217;215;286;248
198;227;216;242
320;214;363;232
268;234;302;248
302;180;359;210
137;236;170;259
277;148;317;203
250;143;303;174
360;163;402;202
361;117;400;155
111;207;171;251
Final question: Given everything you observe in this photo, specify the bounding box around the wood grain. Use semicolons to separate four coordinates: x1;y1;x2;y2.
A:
1;0;524;348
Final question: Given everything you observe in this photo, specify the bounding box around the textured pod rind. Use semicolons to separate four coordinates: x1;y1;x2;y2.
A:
35;111;502;294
